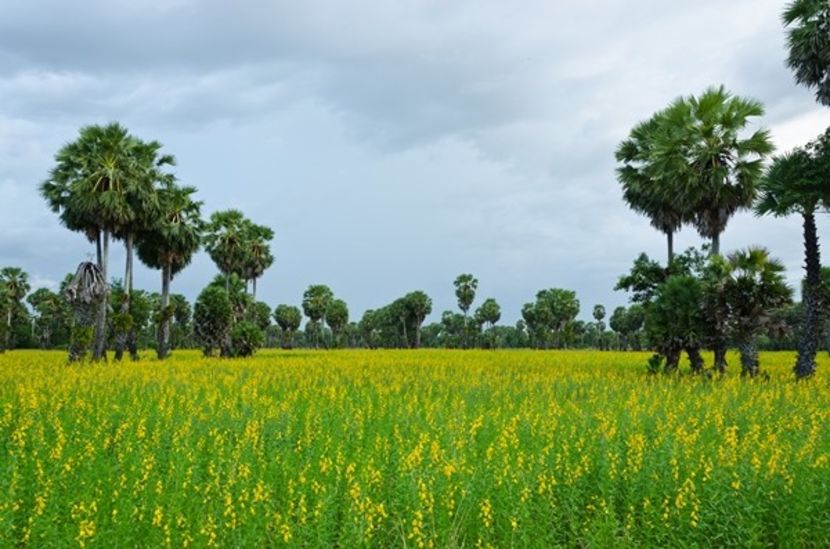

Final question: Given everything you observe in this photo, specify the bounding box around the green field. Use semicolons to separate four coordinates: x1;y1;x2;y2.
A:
2;350;830;547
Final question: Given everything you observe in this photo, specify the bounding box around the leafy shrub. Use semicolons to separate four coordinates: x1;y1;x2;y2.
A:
228;321;264;357
194;286;232;357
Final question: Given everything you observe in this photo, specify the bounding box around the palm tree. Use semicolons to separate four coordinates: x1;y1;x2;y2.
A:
136;185;204;359
616;113;688;264
654;87;774;255
242;224;274;300
783;0;830;106
722;249;792;377
0;267;30;349
41;123;150;360
113;139;175;360
757;130;830;378
204;210;249;291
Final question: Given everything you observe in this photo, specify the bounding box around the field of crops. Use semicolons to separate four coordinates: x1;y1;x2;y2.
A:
1;350;829;547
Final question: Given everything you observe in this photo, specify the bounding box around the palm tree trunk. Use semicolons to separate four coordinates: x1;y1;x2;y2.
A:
5;308;11;350
667;230;674;265
796;210;821;379
713;345;728;374
739;341;760;378
415;319;422;349
115;234;134;361
252;277;257;300
158;263;172;359
93;229;110;361
711;233;721;256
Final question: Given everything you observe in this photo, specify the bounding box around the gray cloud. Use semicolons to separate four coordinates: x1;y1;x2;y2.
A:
2;0;830;324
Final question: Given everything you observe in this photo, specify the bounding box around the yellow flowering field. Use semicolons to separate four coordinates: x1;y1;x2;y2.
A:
1;350;829;547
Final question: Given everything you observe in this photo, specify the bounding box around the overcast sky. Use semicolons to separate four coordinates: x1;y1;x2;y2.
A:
2;0;830;324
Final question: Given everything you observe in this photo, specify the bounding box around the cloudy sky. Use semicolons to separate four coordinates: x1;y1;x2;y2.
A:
2;0;829;324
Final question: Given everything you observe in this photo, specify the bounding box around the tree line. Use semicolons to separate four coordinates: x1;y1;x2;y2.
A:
1;1;829;378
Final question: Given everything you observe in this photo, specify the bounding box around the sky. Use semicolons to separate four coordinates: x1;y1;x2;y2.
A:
2;0;830;324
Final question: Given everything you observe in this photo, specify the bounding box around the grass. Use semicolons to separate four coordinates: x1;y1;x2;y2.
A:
1;349;829;547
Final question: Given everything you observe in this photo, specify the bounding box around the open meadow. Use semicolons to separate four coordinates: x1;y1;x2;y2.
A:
1;350;829;547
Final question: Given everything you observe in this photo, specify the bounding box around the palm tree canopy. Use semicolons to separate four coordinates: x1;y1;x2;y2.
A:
649;86;774;240
783;0;830;106
40;123;168;239
756;128;830;217
136;185;204;275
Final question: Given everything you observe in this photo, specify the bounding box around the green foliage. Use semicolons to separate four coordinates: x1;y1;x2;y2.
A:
325;298;349;346
453;274;478;315
274;305;302;349
194;286;233;357
228;321;264;358
783;0;830;106
302;285;334;324
645;275;706;373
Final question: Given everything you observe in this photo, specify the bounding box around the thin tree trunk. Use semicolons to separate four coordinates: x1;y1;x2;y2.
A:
115;234;134;361
401;318;408;349
415;319;422;349
714;345;728;375
667;230;674;265
796;210;821;379
5;308;11;350
93;230;110;361
158;263;172;359
252;277;257;300
96;232;103;269
225;273;230;292
711;233;720;256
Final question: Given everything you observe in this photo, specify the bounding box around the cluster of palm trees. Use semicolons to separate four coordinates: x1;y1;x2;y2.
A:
616;0;830;379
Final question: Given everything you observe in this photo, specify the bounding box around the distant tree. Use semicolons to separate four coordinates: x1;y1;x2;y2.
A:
274;305;302;349
194;285;233;357
241;224;274;300
0;267;30;350
204;210;249;291
302;285;334;348
475;298;501;349
783;0;830;106
358;309;379;349
405;291;433;348
757;130;830;378
454;274;478;348
325;298;349;347
27;288;65;349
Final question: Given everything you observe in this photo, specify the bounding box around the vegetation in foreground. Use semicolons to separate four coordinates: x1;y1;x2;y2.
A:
1;349;829;547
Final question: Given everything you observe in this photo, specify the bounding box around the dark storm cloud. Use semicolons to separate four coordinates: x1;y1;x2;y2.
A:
1;0;829;322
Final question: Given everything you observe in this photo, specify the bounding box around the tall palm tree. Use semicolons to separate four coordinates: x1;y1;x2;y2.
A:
654;87;774;255
136;185;204;359
113;139;174;360
204;210;249;291
757;129;830;378
0;267;30;349
616;113;688;264
242;224;274;300
783;0;830;106
41;123;149;360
